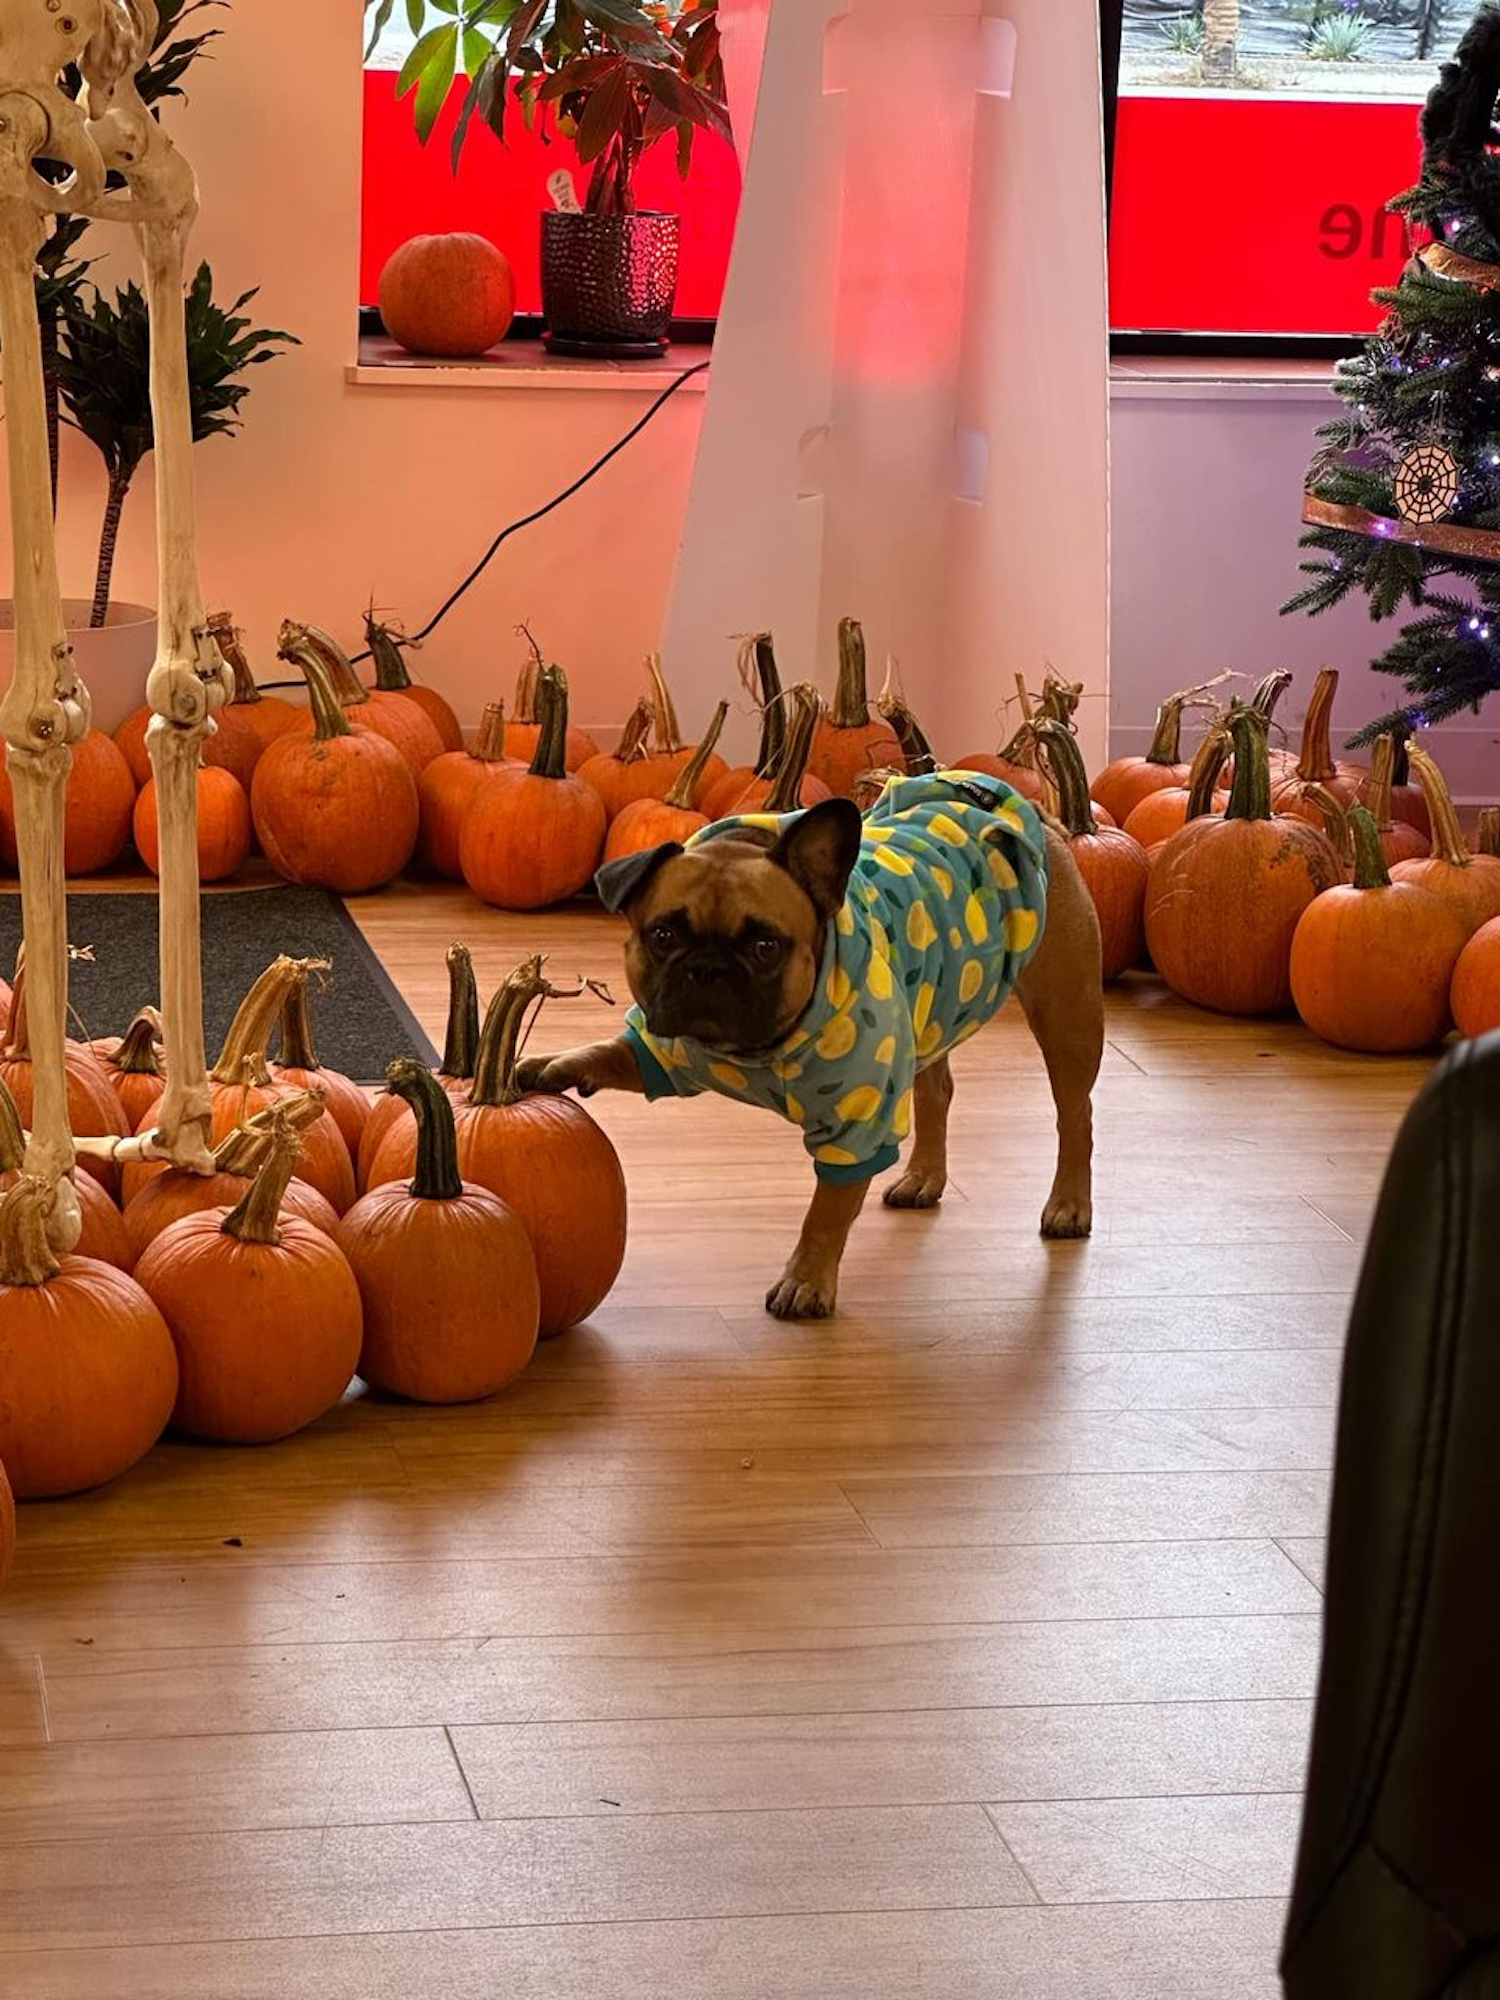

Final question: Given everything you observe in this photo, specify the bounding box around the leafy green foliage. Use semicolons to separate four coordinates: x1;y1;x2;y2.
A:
1305;11;1375;61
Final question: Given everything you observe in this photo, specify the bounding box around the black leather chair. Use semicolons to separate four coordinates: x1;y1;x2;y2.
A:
1282;1032;1500;1997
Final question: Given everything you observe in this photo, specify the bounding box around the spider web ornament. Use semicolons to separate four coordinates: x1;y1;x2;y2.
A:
1394;441;1462;525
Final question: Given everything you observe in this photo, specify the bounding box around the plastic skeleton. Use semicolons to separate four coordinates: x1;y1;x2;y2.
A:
0;0;228;1249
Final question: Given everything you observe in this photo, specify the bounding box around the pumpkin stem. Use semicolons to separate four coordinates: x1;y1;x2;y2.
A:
1479;807;1500;859
1184;724;1231;820
1294;669;1339;784
876;689;938;775
1039;672;1084;729
384;1059;464;1202
1224;704;1273;824
1348;805;1392;891
441;943;480;1083
1251;670;1294;721
473;702;508;763
739;633;785;779
609;699;655;767
1034;719;1096;837
471;955;553;1108
528;665;573;781
1366;734;1397;830
1406;741;1471;868
221;1110;301;1247
279;628;354;744
664;701;728;810
765;686;823;812
278;620;367;710
4;967;30;1060
211;957;302;1087
998;719;1039;769
1388;727;1413;788
277;962;333;1075
113;1007;163;1078
1306;784;1353;869
207;611;261;706
0;1077;25;1175
514;623;544;721
831;618;873;729
1144;693;1189;767
644;653;686;755
0;1176;62;1287
213;1086;325;1176
365;613;415;693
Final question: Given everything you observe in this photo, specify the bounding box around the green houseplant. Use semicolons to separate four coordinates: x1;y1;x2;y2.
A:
375;0;730;356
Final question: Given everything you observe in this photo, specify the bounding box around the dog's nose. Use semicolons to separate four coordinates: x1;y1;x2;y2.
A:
681;949;729;987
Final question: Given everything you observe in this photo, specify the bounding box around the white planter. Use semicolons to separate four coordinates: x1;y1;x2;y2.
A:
0;600;157;736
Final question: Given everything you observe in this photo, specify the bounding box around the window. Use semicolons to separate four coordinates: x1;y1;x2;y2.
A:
1107;1;1487;347
362;18;741;323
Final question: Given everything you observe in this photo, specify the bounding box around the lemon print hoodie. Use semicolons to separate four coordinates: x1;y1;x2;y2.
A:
624;771;1050;1183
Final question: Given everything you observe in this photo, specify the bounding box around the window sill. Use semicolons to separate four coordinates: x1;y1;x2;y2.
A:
1110;356;1338;402
348;334;712;394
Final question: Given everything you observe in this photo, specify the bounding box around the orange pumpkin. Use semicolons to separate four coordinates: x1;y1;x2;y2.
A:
1452;915;1500;1039
0;1456;12;1583
505;635;599;770
379;231;516;358
1036;720;1149;984
1290;806;1466;1053
113;701;261;794
1145;704;1342;1016
417;702;518;879
364;956;627;1335
1121;725;1231;848
90;1007;165;1130
341;1061;539;1402
1390;743;1500;937
135;1115;362;1445
281;621;445;781
1269;669;1365;825
577;699;665;818
251;638;419;893
460;665;606;909
603;701;729;860
0;728;136;876
1089;687;1195;826
133;765;251;883
365;612;463;753
270;964;370;1157
0;1078;131;1273
0;1177;177;1498
0;972;130;1193
358;943;479;1191
1359;733;1429;868
207;610;303;754
709;681;831;817
809;619;903;798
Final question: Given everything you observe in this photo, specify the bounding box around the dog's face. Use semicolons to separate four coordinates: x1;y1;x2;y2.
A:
596;800;863;1054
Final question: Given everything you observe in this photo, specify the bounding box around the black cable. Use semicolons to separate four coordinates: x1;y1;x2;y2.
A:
255;357;710;687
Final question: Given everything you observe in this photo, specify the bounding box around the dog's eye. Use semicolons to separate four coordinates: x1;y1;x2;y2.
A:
648;924;675;953
753;936;785;965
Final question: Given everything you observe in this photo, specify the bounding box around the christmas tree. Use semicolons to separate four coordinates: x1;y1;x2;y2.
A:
1287;2;1500;742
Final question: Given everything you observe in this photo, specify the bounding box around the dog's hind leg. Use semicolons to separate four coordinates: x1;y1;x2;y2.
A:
883;1056;953;1209
1015;833;1104;1239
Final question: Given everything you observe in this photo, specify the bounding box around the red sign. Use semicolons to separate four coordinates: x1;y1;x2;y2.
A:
1110;93;1426;337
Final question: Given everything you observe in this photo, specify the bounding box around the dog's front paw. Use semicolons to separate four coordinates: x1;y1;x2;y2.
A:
765;1265;838;1320
516;1052;607;1098
1040;1189;1093;1240
884;1165;947;1210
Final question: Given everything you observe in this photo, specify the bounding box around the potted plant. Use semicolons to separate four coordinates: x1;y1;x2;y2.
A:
379;0;730;358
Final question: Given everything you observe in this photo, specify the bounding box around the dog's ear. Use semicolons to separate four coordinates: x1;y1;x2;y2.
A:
770;799;863;919
595;842;683;915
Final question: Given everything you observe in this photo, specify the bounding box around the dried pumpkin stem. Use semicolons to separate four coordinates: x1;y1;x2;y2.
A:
210;957;302;1088
1306;785;1352;869
876;690;938;776
1144;693;1189;767
1294;669;1340;783
664;701;729;810
766;686;822;811
1225;705;1273;824
472;702;507;763
1406;742;1470;868
1348;806;1391;892
207;611;261;706
609;699;655;768
113;1008;163;1079
384;1059;464;1203
365;613;415;693
221;1112;302;1247
277;970;324;1074
280;633;354;744
1250;670;1293;721
0;1078;25;1176
528;666;572;780
0;1176;62;1287
1388;727;1412;788
832;619;874;729
4;968;30;1060
645;652;686;754
278;620;366;709
441;944;480;1084
1185;724;1231;820
214;1087;325;1177
1039;673;1084;728
739;633;785;779
1366;734;1397;830
1479;807;1500;859
1034;720;1096;838
472;955;553;1109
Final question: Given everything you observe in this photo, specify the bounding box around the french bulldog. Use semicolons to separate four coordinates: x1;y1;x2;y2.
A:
518;774;1104;1320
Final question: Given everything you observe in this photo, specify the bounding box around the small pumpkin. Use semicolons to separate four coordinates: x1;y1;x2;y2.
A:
0;971;130;1193
417;702;518;879
1145;704;1343;1016
207;611;303;754
271;963;370;1157
0;1175;177;1498
379;231;516;358
1390;743;1500;937
504;632;599;770
1120;724;1231;849
1452;914;1500;1040
1035;719;1149;983
364;955;627;1335
577;700;665;819
365;612;463;753
1269;669;1364;825
113;701;261;795
135;1113;362;1446
133;765;251;883
1089;686;1195;825
0;728;137;877
604;701;730;860
281;621;445;780
1290;806;1466;1053
251;635;419;893
460;665;606;909
90;1007;166;1130
1359;733;1430;868
358;942;479;1191
0;1078;130;1272
809;619;904;798
341;1061;539;1402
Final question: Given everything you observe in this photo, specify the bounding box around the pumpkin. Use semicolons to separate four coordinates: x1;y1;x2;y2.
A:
0;728;137;877
1145;704;1343;1016
0;1176;177;1498
135;1114;362;1445
0;1457;12;1583
122;1091;341;1268
358;942;479;1191
90;1007;166;1130
0;1078;130;1272
809;618;904;797
0;972;130;1193
207;610;303;754
379;231;516;358
1359;733;1430;868
504;634;599;770
460;665;606;909
113;701;261;795
577;700;665;818
1036;719;1149;983
364;955;627;1335
604;701;730;860
1289;806;1466;1053
1089;686;1196;825
1452;915;1500;1039
711;680;831;817
1390;743;1500;937
133;765;251;884
281;621;444;780
1120;724;1231;848
1269;669;1364;825
417;702;517;879
341;1061;539;1402
251;637;419;893
365;612;463;753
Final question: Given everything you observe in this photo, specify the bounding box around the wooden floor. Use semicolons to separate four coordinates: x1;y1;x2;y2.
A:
0;882;1429;1998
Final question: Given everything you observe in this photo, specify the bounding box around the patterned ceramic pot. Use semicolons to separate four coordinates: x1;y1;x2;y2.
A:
540;211;680;357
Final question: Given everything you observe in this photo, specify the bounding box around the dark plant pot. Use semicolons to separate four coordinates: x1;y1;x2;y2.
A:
540;210;680;359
